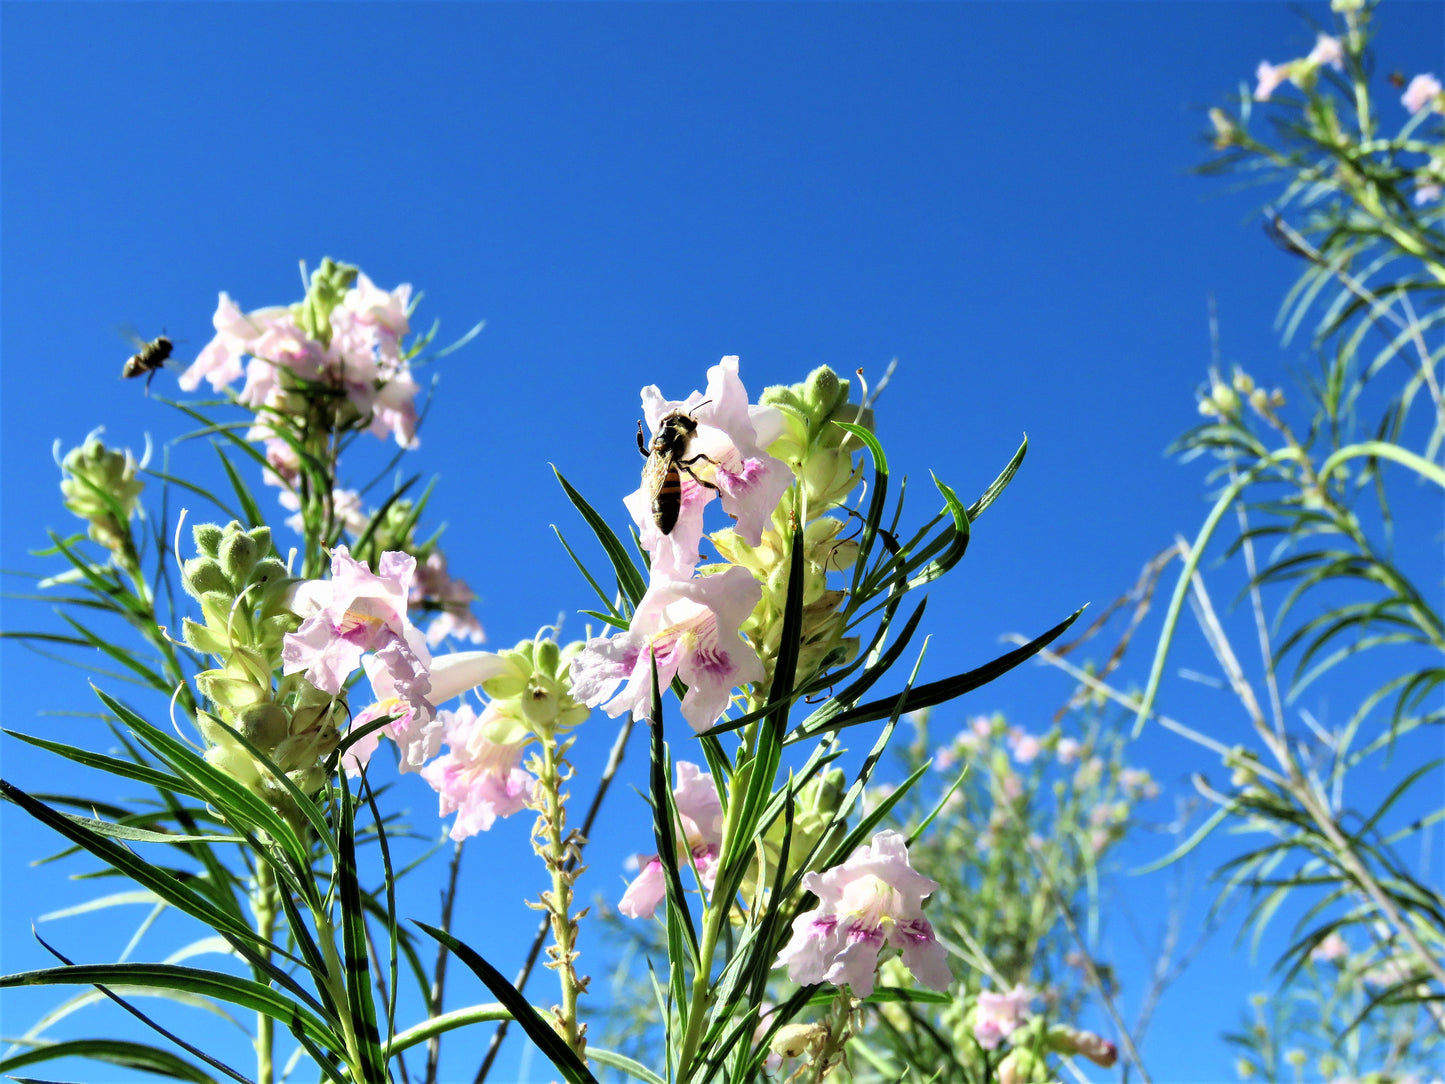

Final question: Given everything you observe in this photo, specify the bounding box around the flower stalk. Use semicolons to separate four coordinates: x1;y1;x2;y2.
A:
529;733;589;1060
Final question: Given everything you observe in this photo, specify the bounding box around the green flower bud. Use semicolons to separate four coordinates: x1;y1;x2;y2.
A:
803;366;845;416
219;528;259;585
997;1047;1047;1084
183;557;230;597
534;638;561;679
193;523;224;558
196;669;270;715
204;735;265;790
237;703;289;748
1046;1024;1117;1068
769;1022;827;1060
297;257;359;347
1211;383;1240;416
760;366;873;514
181;616;228;656
58;433;145;557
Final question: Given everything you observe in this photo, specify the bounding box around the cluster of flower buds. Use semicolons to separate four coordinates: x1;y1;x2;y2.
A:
474;635;591;739
58;432;145;565
179;258;421;460
181;522;347;810
1196;367;1285;422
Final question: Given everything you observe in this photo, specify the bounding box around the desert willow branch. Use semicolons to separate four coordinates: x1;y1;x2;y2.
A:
1229;495;1287;743
1179;550;1445;1001
1266;215;1445;431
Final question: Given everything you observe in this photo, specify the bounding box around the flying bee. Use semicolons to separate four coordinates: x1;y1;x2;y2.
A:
637;409;718;535
121;333;174;392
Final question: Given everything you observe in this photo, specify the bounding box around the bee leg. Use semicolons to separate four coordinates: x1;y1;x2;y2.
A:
637;421;650;457
679;462;720;492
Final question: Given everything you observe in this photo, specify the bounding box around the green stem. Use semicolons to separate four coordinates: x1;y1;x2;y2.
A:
314;907;370;1080
676;690;765;1081
536;736;587;1060
252;862;278;1084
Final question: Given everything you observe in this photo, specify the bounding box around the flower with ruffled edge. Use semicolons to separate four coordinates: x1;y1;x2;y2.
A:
568;566;763;733
972;984;1033;1050
418;702;536;838
282;547;427;696
343;649;508;776
776;829;951;999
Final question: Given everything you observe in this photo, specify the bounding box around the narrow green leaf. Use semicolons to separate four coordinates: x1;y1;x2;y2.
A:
0;1039;218;1083
794;607;1083;736
0;962;343;1053
904;473;970;588
553;467;647;608
386;1003;509;1055
214;447;265;528
587;1047;668;1084
412;922;598;1084
3;730;203;799
649;664;700;964
966;435;1027;520
335;778;385;1083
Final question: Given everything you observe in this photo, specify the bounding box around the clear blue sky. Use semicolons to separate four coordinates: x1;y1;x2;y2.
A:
3;3;1441;1082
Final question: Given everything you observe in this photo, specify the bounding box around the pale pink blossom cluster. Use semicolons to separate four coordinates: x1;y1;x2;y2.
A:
1254;35;1343;102
283;546;501;781
936;716;995;768
180;275;421;449
775;829;951;998
276;485;370;537
1254;60;1294;102
284;547;438;772
617;761;724;919
1006;727;1042;764
1119;767;1160;800
1309;931;1349;963
420;703;535;839
1306;34;1344;71
972;983;1033;1049
1403;73;1443;114
570;358;792;734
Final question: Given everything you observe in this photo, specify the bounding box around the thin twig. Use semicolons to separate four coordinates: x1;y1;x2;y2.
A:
425;840;465;1084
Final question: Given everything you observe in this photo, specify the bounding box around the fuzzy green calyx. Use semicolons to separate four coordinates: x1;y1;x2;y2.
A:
481;635;590;738
59;434;145;560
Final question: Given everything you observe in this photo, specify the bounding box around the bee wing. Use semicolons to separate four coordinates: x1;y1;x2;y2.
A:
642;451;671;501
115;322;148;352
